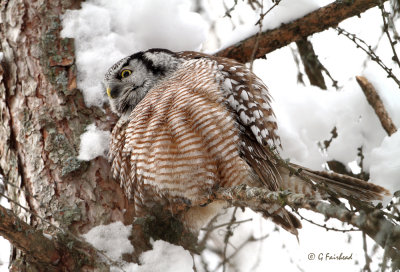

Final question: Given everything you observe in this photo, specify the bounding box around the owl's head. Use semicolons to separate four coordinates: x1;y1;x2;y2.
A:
103;48;181;117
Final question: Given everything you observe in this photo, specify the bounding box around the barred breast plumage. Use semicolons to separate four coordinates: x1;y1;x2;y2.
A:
111;58;252;211
105;49;389;234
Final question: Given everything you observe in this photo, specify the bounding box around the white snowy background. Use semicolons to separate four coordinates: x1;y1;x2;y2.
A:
1;0;400;271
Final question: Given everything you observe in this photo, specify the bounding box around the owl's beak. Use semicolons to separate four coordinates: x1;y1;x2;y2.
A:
106;87;111;98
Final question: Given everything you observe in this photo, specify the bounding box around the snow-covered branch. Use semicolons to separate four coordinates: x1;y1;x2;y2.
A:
215;185;400;267
0;204;111;271
216;0;388;63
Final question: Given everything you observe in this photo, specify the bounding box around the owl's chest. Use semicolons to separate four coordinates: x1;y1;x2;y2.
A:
111;65;253;208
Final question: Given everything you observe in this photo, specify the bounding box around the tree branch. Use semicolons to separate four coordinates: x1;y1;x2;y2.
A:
296;38;327;90
0;205;60;267
0;205;110;271
215;185;400;268
356;76;398;136
216;0;388;63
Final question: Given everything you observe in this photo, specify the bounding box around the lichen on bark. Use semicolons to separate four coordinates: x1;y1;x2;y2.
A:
0;0;134;269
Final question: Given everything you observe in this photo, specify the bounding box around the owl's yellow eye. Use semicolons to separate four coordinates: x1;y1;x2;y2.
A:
121;69;132;78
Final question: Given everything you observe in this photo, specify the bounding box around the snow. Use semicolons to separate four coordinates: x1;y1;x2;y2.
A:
82;221;133;262
0;52;3;62
61;0;207;108
251;8;400;197
0;176;11;272
136;240;194;272
369;131;400;196
24;0;399;271
83;222;193;272
195;208;381;272
267;71;389;171
204;0;325;53
0;233;10;271
77;123;110;161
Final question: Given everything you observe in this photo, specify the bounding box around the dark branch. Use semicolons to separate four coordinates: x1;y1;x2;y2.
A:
0;205;60;267
296;38;327;90
0;205;110;271
216;0;388;63
356;76;398;136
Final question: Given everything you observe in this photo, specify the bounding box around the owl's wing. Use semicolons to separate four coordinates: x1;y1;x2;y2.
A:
215;56;283;191
177;52;303;234
209;54;391;202
178;51;282;191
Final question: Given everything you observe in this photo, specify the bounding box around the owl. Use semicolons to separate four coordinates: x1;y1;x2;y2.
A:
104;49;389;234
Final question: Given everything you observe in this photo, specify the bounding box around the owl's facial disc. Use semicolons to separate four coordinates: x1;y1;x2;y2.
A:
106;67;139;99
104;49;182;117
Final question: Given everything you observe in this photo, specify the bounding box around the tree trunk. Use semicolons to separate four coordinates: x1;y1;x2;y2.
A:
0;0;397;270
0;1;134;270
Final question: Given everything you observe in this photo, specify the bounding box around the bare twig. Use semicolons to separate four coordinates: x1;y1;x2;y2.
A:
0;191;65;234
391;0;400;18
362;232;372;272
356;75;398;136
249;1;265;73
214;232;269;271
378;0;400;68
224;0;239;18
337;27;400;88
292;208;360;232
201;218;252;231
255;0;281;25
222;207;237;272
215;185;400;269
216;0;389;63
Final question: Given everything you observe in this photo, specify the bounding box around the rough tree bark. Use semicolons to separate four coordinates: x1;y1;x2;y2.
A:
0;0;134;270
0;0;396;270
356;76;398;136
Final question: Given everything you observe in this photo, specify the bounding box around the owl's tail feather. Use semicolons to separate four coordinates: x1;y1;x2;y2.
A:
281;163;391;203
252;203;302;236
265;163;390;235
